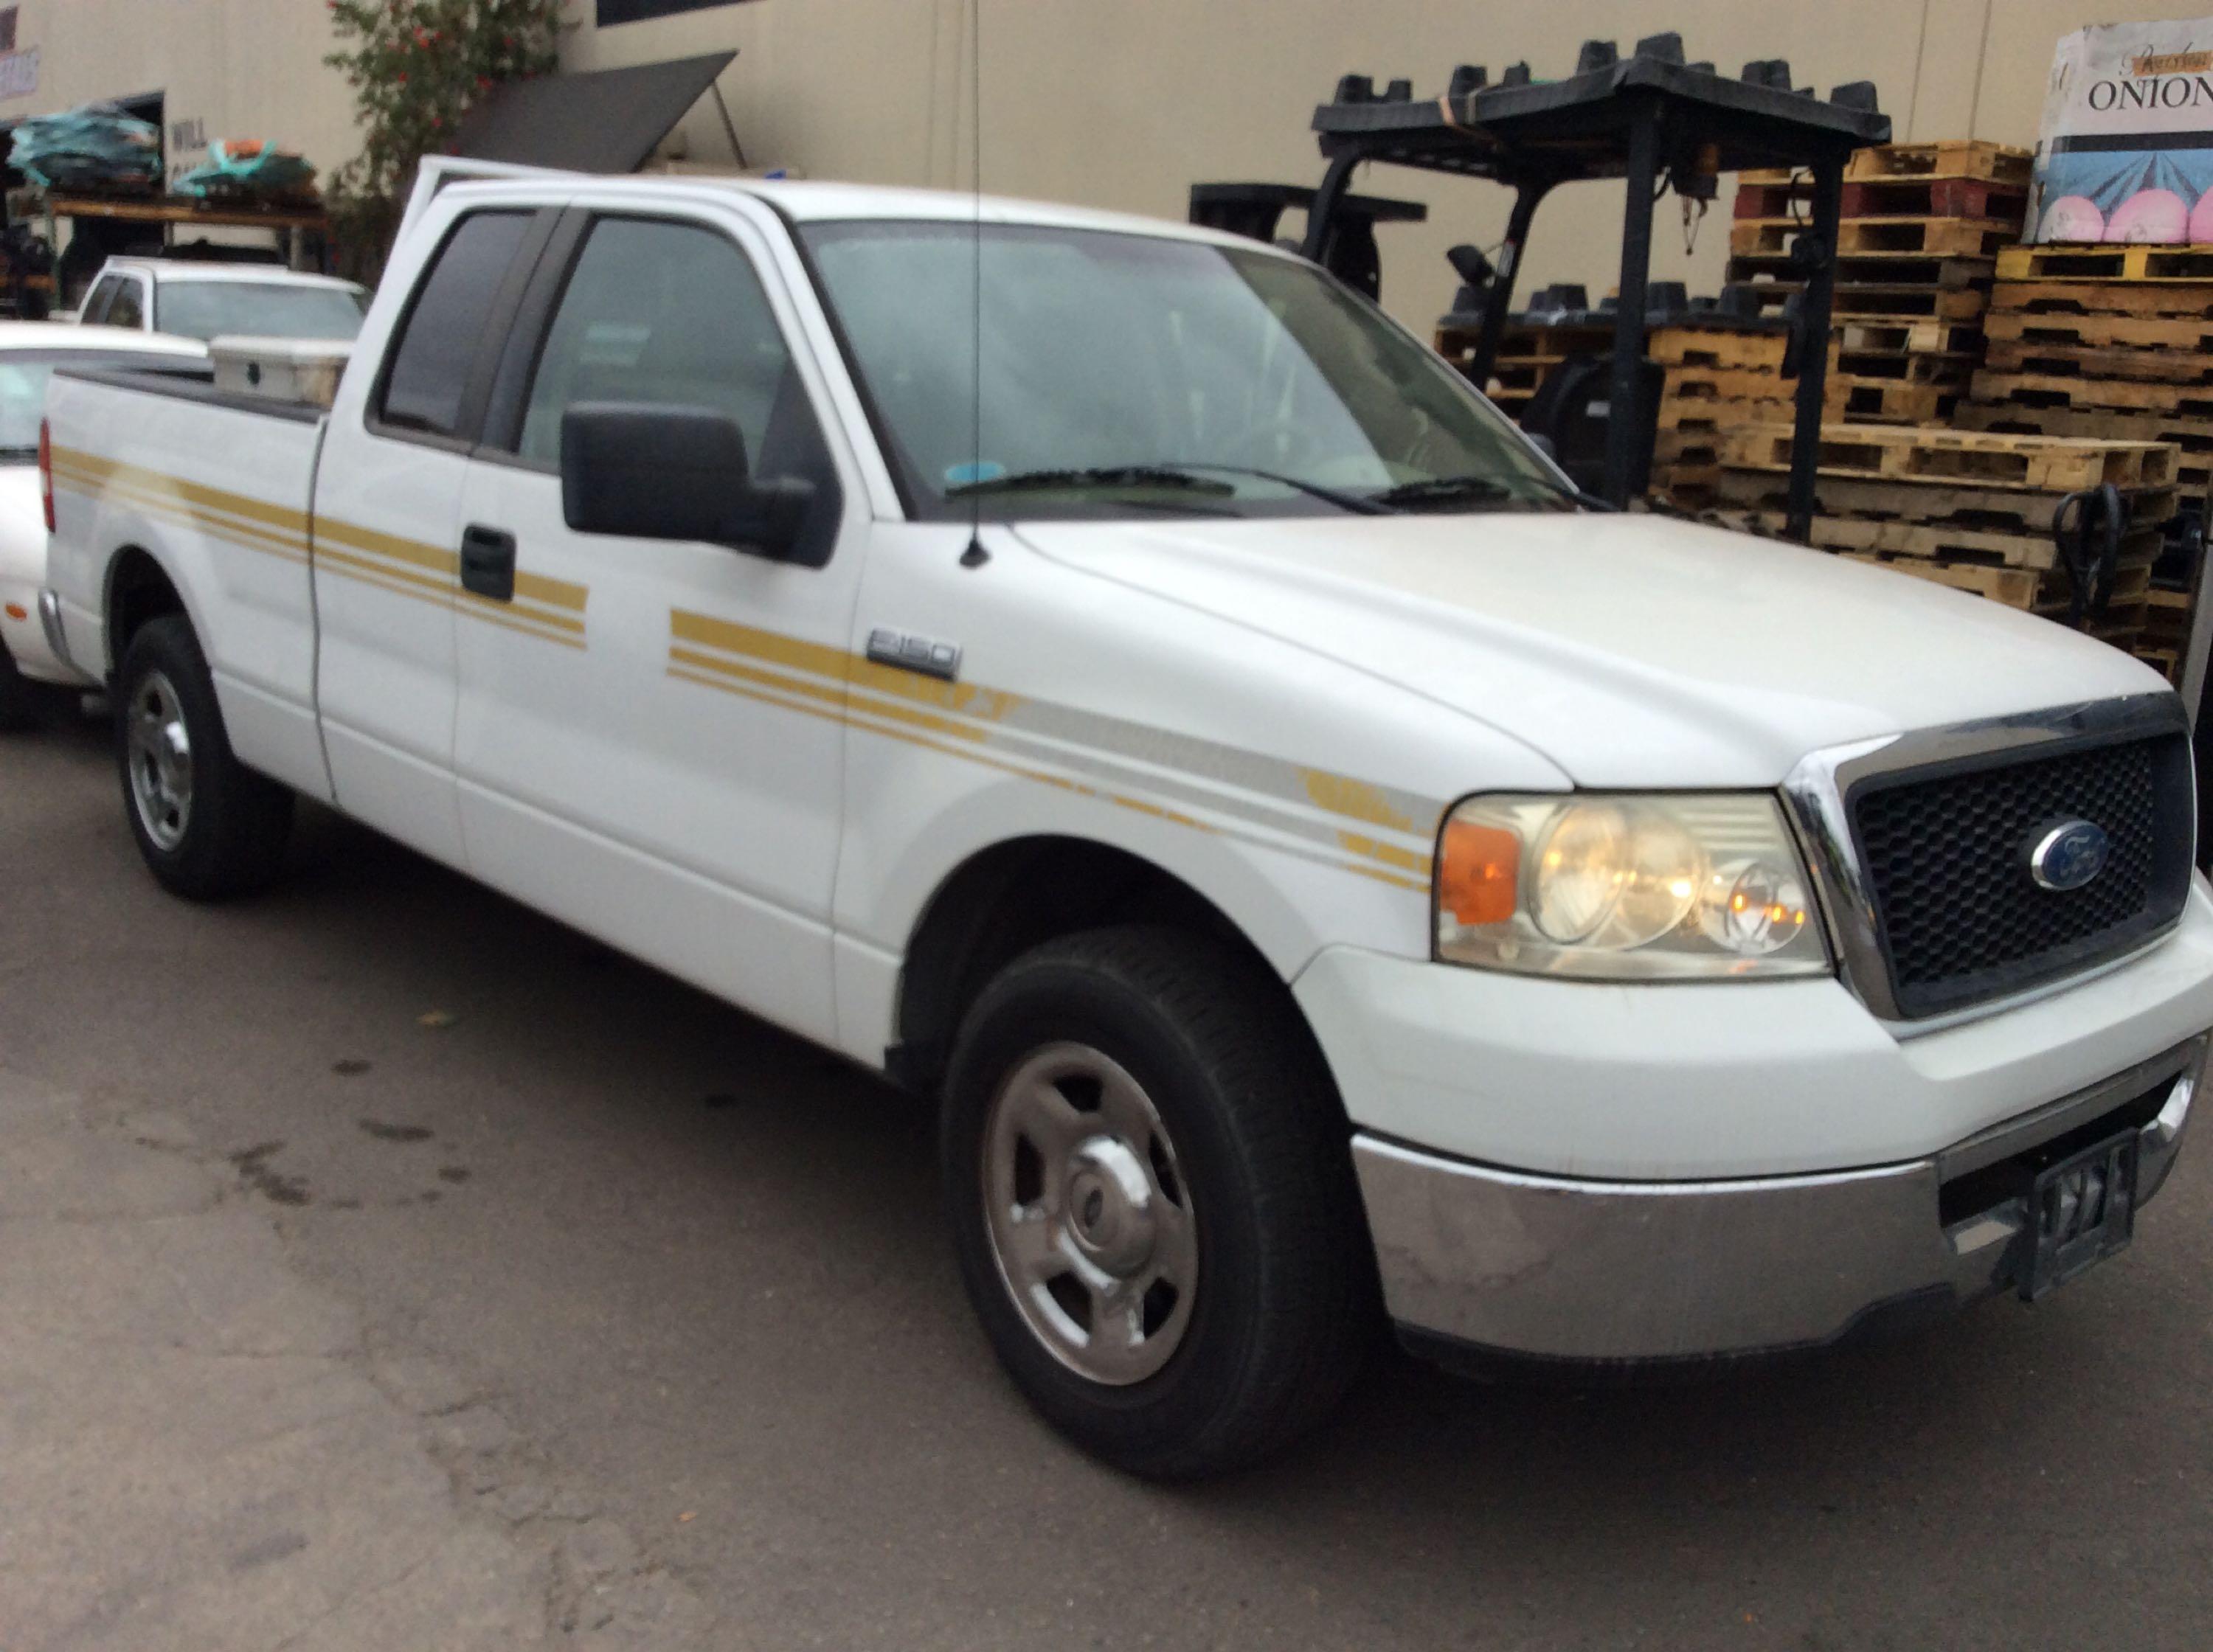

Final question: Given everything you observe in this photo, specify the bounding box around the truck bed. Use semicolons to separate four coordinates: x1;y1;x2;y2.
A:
44;358;332;799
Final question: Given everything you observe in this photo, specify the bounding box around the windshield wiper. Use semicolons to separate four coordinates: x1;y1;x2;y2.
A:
946;465;1236;499
1154;462;1392;516
1368;472;1615;513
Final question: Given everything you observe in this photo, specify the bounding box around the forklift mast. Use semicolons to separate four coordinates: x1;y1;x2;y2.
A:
1191;33;1891;533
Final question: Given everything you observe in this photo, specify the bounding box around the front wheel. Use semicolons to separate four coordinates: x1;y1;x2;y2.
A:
941;926;1376;1478
114;615;293;899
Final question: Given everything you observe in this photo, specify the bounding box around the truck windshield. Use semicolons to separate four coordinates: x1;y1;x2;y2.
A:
800;220;1565;520
156;281;368;343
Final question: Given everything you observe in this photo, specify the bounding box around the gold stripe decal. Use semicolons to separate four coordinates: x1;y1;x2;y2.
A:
667;606;1437;894
51;445;587;648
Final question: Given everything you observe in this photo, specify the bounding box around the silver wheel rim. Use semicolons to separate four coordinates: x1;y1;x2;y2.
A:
983;1042;1198;1386
126;669;193;852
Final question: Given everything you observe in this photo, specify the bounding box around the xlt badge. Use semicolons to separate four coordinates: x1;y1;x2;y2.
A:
866;628;962;682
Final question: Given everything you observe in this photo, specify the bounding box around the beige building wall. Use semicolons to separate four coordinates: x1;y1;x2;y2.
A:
7;1;2212;326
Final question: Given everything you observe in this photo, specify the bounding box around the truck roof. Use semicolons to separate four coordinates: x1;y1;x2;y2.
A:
445;173;1271;254
94;257;366;294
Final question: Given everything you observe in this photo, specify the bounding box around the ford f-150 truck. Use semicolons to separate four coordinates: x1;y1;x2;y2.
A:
38;163;2213;1477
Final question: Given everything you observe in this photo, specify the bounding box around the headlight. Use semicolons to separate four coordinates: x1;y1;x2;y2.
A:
1435;794;1829;980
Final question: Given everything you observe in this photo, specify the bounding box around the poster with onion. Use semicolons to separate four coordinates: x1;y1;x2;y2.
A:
2031;19;2213;245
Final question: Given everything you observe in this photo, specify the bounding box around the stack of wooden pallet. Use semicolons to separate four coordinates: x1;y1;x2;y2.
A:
1711;424;2178;651
1960;243;2213;496
1433;313;1613;424
1646;324;1792;509
1725;140;2032;423
1955;243;2213;681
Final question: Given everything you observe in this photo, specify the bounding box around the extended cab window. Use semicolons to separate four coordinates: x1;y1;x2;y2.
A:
103;279;145;331
378;210;534;438
516;218;803;471
80;277;120;326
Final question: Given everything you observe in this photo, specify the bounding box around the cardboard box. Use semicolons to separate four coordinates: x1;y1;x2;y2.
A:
2030;18;2213;244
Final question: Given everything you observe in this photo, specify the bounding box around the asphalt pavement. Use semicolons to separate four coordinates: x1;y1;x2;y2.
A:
4;706;2210;1651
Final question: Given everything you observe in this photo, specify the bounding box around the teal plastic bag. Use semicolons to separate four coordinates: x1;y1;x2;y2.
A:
176;140;318;202
12;103;161;190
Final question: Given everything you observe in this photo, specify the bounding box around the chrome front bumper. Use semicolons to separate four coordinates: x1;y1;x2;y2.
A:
1356;1036;2203;1366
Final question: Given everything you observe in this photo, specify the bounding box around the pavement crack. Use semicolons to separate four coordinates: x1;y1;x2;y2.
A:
264;1542;443;1652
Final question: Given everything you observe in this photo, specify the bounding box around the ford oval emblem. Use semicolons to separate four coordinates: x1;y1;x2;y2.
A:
2029;819;2110;892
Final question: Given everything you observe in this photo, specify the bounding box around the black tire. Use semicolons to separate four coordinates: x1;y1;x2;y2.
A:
941;924;1376;1478
114;615;293;899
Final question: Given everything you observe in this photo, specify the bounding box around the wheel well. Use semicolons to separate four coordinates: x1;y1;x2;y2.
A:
890;836;1281;1097
105;546;184;673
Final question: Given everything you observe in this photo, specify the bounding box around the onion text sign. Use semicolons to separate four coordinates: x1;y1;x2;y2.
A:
2032;20;2213;244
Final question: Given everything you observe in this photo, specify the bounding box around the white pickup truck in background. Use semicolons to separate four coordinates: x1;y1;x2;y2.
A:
74;256;368;342
37;164;2213;1476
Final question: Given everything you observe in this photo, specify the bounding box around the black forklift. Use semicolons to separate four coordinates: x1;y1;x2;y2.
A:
1191;33;1891;539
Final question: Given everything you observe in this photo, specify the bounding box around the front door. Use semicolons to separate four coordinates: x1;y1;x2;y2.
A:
451;201;866;1045
312;205;550;864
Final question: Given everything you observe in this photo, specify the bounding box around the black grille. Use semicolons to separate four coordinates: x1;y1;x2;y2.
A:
1851;732;2193;1018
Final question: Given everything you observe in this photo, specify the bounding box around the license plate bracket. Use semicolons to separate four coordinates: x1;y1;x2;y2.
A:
2020;1129;2139;1301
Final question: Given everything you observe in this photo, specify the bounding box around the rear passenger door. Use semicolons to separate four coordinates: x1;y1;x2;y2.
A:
449;201;865;1046
312;205;553;866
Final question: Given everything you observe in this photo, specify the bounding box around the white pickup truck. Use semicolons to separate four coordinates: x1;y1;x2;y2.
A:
39;164;2213;1476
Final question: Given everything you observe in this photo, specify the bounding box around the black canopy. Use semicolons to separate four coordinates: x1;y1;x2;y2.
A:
451;51;738;174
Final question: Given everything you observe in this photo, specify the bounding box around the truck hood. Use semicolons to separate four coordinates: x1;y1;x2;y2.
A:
1013;511;2167;788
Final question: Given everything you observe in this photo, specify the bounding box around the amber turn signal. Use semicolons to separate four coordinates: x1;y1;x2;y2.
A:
1436;819;1519;926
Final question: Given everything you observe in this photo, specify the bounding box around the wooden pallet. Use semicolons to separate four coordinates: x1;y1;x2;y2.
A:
1981;337;2213;385
1996;243;2213;282
1836;317;1982;354
1666;367;1802;403
1647;327;1787;369
1723;509;2166;575
1735;184;1806;221
1714;469;2178;544
1726;278;1991;321
1971;370;2213;417
1982;310;2213;350
1723;425;2176;490
2136;645;2182;683
1728;250;1998;285
1434;320;1613;364
1989;280;2213;322
1839;176;2026;222
1654;428;1725;465
1953;402;2213;470
1824;376;1959;423
1655;396;1795;432
1832;347;1976;386
1840;552;2043;607
1846;141;2032;187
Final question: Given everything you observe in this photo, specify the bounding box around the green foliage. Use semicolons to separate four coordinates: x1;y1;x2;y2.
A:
323;0;566;274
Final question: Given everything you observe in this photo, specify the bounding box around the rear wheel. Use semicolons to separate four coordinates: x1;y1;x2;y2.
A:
114;616;292;898
941;925;1375;1478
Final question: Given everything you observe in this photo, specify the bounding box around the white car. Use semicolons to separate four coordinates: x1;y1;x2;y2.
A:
0;322;205;727
37;167;2213;1475
75;258;367;344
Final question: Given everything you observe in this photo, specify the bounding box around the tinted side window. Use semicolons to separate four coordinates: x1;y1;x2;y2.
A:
516;218;796;470
105;280;145;330
378;211;533;438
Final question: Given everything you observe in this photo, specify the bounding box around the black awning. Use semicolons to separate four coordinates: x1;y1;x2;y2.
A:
451;51;738;173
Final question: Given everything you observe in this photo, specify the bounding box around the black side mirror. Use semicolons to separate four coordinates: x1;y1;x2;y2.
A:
560;402;814;558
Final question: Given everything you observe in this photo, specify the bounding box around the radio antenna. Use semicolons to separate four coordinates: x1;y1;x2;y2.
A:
960;0;990;569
